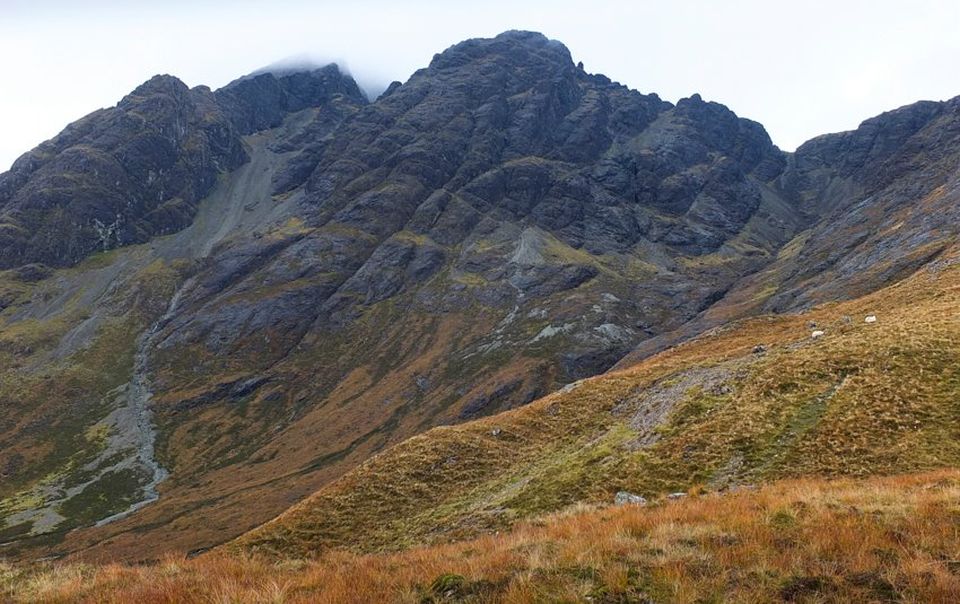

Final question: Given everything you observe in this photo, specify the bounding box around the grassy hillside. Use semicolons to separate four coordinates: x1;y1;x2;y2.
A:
235;246;960;557
0;252;184;544
4;470;960;602
2;211;958;604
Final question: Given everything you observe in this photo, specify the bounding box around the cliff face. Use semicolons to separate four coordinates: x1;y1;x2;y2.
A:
760;97;960;310
162;31;794;388
0;65;366;270
618;94;960;366
214;64;367;135
0;31;957;562
0;75;246;268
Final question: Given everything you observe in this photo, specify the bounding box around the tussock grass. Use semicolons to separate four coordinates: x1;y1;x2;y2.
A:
234;249;960;558
4;470;960;602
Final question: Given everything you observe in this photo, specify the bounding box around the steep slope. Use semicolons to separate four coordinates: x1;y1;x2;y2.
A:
1;30;957;565
214;64;366;135
0;126;315;547
237;244;960;558
0;67;366;553
6;471;960;602
0;31;811;561
17;31;809;561
619;94;960;364
154;30;795;413
758;96;960;309
0;65;367;273
0;76;247;269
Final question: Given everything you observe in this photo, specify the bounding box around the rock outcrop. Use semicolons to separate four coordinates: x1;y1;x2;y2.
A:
0;76;246;268
214;64;367;135
0;64;367;270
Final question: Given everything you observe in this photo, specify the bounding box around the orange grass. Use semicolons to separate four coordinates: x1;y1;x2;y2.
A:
234;250;960;559
4;470;960;603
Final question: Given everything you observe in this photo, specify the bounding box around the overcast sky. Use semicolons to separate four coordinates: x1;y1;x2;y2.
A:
2;0;959;171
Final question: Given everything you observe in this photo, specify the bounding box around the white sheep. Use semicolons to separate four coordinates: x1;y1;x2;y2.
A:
865;315;877;323
811;330;825;339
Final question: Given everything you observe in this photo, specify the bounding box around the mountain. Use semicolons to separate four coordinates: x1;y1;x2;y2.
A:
0;30;958;567
214;64;367;135
0;76;246;269
618;92;960;364
237;243;960;558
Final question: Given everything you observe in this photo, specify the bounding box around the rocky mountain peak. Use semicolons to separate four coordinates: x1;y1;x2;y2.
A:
429;30;574;70
419;30;577;103
670;92;784;179
0;73;248;268
119;74;191;104
792;98;948;188
214;63;366;134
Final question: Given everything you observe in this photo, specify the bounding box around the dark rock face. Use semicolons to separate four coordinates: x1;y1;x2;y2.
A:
760;97;960;311
282;30;784;292
790;100;945;196
214;64;367;135
0;65;365;270
0;75;248;268
160;30;795;390
270;95;366;194
618;95;960;366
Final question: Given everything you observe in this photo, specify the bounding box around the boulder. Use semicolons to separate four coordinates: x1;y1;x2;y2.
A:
614;491;647;506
